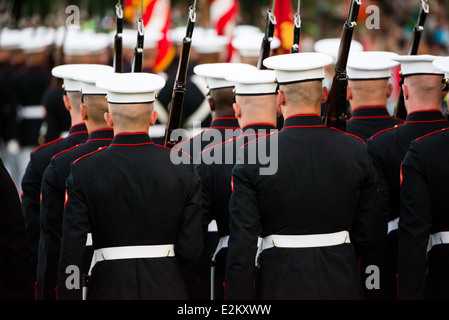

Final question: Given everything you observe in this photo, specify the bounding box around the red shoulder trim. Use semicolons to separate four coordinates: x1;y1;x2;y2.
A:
242;131;277;148
201;137;237;155
369;124;402;141
329;127;365;144
155;144;192;158
73;146;107;165
415;127;449;142
175;130;206;148
32;137;64;154
52;144;82;160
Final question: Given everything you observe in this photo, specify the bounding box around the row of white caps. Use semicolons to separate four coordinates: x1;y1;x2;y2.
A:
51;52;448;105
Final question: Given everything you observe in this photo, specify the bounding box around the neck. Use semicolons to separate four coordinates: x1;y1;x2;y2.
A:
406;102;442;114
70;114;84;127
112;125;150;136
350;102;387;112
85;122;112;134
282;105;320;120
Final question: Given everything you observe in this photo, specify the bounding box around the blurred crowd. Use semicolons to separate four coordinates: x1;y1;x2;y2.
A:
0;0;448;191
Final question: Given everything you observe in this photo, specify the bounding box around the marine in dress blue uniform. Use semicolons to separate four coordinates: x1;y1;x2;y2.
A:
195;69;279;300
398;56;449;299
57;72;202;300
36;65;114;300
20;64;88;290
366;54;449;299
174;62;255;300
225;52;385;300
346;51;403;141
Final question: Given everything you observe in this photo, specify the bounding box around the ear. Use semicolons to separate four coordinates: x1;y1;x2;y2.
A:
150;111;159;127
346;86;353;101
402;83;409;100
208;97;215;112
321;86;329;104
104;112;113;128
80;103;88;121
233;102;241;119
386;83;393;99
63;95;71;112
277;89;286;108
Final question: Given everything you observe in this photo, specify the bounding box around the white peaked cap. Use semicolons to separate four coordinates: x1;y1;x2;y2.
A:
193;63;257;90
313;38;364;64
52;64;94;92
96;72;166;104
226;69;277;95
233;25;262;37
71;64;114;95
232;32;281;58
347;51;400;80
191;28;230;54
263;52;333;85
432;56;449;79
393;54;444;77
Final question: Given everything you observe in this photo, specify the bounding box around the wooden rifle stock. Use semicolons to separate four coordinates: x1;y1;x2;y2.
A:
257;8;276;70
164;4;196;148
114;2;123;73
324;0;361;131
394;0;429;120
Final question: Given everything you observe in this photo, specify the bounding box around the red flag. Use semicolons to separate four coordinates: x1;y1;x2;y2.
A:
124;0;175;73
210;0;239;61
273;0;295;54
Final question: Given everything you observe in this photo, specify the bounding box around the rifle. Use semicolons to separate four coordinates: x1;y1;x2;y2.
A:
290;0;301;54
114;0;124;73
257;0;276;70
394;0;429;120
132;1;144;73
324;0;361;131
163;1;197;148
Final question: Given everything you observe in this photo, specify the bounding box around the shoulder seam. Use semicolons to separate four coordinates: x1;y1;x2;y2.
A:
329;127;365;144
415;127;449;143
369;124;401;141
72;146;107;165
32;137;64;154
156;144;192;158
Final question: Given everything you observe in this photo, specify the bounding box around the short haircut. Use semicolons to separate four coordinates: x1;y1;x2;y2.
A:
83;94;109;125
280;80;323;107
108;103;153;129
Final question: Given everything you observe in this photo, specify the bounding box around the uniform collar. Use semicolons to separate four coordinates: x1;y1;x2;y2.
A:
404;110;447;123
68;123;88;136
282;114;326;129
110;132;153;146
86;129;114;142
240;123;277;135
210;117;240;129
350;106;391;118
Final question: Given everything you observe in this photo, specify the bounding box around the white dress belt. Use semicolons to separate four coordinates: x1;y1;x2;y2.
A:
255;231;350;267
211;235;229;262
262;231;351;251
89;244;175;275
208;220;218;232
387;217;399;235
427;231;449;252
86;233;92;246
18;105;46;119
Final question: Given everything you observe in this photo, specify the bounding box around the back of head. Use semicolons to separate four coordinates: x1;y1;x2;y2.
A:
209;87;234;116
281;80;323;112
348;79;390;108
404;74;445;110
83;94;109;125
108;103;154;131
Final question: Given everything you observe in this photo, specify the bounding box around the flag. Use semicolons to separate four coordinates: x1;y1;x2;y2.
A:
210;0;239;61
273;0;295;54
124;0;175;73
